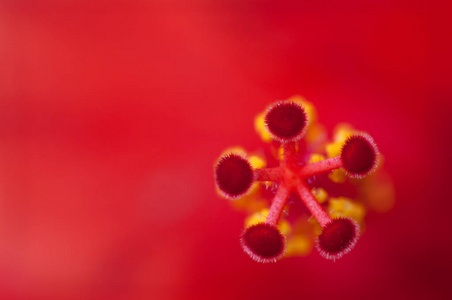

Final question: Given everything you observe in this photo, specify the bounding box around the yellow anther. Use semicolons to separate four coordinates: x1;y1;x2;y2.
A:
285;236;312;256
328;169;347;183
278;146;284;161
323;140;346;183
333;123;355;142
325;123;357;158
276;219;291;236
231;193;267;213
325;141;344;158
311;187;328;204
309;153;326;163
254;111;272;142
249;154;266;169
328;197;366;225
245;209;269;227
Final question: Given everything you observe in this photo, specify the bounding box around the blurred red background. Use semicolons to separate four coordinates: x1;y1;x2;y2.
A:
0;0;451;299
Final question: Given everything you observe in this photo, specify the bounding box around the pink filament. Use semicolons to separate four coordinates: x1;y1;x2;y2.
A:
296;181;332;227
265;184;289;226
298;156;342;178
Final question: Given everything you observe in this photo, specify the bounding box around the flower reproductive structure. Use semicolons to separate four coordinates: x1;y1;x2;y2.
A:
214;97;387;263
